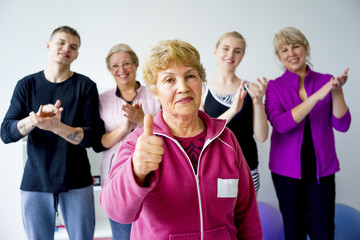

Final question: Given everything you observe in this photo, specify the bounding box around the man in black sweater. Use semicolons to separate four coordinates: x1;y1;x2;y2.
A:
1;26;100;240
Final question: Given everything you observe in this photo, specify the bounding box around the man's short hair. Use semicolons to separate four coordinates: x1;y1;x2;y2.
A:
50;26;81;46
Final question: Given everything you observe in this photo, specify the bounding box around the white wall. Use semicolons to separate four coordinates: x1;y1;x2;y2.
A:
1;0;359;239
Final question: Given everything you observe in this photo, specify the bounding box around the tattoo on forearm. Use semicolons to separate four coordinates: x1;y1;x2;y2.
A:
18;119;34;135
66;130;82;143
18;121;27;133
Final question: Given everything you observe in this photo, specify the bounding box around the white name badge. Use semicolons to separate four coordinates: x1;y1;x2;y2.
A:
217;178;239;198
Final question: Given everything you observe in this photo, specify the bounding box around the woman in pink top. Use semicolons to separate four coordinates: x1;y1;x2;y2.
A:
96;43;160;239
100;39;262;240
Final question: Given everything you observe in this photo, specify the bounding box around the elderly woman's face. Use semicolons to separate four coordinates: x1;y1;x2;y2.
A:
277;43;307;75
153;63;202;118
109;51;137;86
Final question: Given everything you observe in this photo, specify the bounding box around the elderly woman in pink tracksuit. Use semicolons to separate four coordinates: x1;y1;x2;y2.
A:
100;39;262;240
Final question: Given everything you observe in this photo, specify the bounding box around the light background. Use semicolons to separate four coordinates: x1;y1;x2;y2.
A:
1;0;359;239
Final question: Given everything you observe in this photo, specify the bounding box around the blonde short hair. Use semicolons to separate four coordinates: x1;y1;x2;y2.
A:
105;43;139;71
273;27;311;66
215;31;246;53
142;39;206;92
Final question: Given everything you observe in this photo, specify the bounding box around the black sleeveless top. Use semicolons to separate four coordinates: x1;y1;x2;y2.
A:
301;115;317;183
203;85;258;170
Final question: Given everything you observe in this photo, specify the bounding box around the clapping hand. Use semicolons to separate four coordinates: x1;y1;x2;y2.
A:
122;102;145;127
229;80;247;114
29;100;63;131
247;77;268;105
331;68;349;92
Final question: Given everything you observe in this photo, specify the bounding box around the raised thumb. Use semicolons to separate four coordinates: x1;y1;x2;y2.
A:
143;114;153;136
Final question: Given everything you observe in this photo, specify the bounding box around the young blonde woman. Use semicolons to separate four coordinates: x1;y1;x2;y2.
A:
200;31;268;195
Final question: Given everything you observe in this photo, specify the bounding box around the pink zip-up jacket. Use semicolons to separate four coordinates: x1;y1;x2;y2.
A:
100;110;262;240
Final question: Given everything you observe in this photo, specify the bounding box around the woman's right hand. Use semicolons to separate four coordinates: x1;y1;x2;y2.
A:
291;72;346;125
229;80;247;115
313;77;339;101
313;68;348;101
217;80;247;124
123;102;145;127
132;114;164;186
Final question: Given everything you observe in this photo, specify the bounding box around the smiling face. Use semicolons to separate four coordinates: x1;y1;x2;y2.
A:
214;36;245;72
47;31;79;66
109;51;137;86
277;43;307;76
153;63;203;120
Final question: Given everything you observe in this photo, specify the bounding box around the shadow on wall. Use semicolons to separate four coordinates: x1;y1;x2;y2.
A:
257;202;360;240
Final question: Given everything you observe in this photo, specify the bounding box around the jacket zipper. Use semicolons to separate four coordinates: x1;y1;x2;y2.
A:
156;123;226;240
158;134;205;239
108;154;114;174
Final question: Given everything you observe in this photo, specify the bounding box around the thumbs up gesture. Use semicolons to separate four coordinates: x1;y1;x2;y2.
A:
133;114;164;186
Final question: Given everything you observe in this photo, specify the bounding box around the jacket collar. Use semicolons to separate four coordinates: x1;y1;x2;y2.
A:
152;110;227;141
282;65;313;90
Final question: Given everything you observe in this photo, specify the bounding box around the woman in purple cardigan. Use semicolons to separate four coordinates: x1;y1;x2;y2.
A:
264;27;351;240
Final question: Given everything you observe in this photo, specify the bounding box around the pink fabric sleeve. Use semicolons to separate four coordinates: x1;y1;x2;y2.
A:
99;130;158;223
228;131;263;240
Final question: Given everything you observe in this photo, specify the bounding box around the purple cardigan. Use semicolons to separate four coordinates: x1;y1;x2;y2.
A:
265;67;351;179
